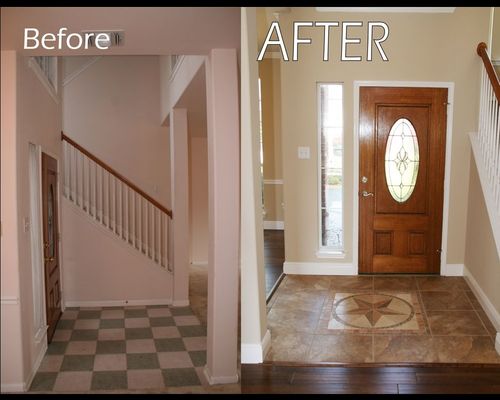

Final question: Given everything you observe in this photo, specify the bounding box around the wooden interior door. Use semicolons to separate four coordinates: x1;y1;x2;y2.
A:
42;153;62;342
359;87;448;274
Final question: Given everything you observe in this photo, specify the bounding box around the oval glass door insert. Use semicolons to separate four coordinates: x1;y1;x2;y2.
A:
385;118;419;203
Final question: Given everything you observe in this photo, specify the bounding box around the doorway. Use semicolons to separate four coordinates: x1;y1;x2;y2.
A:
358;86;448;274
42;152;62;342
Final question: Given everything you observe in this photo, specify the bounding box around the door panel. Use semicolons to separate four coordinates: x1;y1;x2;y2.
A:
42;153;62;342
359;87;447;274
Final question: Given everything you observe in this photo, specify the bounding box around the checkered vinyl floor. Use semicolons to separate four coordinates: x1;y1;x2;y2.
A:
30;305;209;392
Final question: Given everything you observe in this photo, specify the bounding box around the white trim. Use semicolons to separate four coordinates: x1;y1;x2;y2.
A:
317;82;345;255
316;250;346;259
469;133;500;257
463;265;500;332
441;264;464;277
284;261;355;275
0;383;25;393
496;333;500;355
263;179;283;185
65;299;172;308
169;55;186;83
241;329;271;364
353;81;454;276
24;341;48;392
0;297;19;305
316;7;455;13
492;60;500;67
28;57;59;104
62;56;101;86
263;220;284;230
172;299;190;307
203;366;239;385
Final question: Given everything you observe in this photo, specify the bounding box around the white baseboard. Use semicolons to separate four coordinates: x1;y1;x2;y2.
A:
441;263;464;276
172;299;190;307
263;221;284;230
1;383;25;393
284;261;355;275
463;265;500;332
65;298;172;308
24;341;48;391
241;329;271;364
203;366;239;385
0;340;47;393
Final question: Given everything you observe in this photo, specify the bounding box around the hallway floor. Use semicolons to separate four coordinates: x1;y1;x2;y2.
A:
264;230;285;299
29;265;239;393
266;275;500;364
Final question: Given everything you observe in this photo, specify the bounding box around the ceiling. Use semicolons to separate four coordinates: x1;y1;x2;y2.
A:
1;7;240;55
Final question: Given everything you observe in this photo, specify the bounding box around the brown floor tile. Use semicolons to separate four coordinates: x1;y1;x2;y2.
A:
265;329;314;362
267;307;321;334
126;339;156;354
416;276;469;291
426;310;489;336
373;276;417;291
272;288;328;312
373;335;438;363
432;336;500;363
283;275;331;291
152;326;181;339
330;276;373;291
182;337;207;351
475;309;498;338
98;328;126;341
464;290;483;310
307;334;373;363
53;371;93;392
420;291;473;311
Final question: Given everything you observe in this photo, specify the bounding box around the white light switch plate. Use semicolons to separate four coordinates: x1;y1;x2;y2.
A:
298;146;310;159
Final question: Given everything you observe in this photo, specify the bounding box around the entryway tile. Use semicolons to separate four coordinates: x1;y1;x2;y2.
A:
127;369;164;389
158;351;193;369
126;353;160;369
60;355;95;371
307;334;373;363
162;368;201;387
93;354;127;371
53;371;92;392
91;371;128;390
426;310;489;336
126;339;156;353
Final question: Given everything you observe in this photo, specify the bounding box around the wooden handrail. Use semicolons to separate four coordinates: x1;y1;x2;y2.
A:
61;132;173;218
477;42;500;102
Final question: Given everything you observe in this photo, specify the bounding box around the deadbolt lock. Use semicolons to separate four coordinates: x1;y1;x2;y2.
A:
361;176;368;183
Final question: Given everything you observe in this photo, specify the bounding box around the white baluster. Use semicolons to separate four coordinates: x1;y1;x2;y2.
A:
125;186;129;243
139;196;143;252
145;202;150;258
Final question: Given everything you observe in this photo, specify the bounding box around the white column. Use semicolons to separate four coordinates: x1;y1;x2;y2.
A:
170;108;190;306
204;48;240;384
240;7;271;364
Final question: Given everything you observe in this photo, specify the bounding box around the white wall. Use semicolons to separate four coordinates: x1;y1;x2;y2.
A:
62;200;173;305
1;52;63;391
189;137;209;264
63;56;170;208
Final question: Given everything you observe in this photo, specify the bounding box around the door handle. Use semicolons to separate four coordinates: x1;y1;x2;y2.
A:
45;257;55;262
361;191;374;197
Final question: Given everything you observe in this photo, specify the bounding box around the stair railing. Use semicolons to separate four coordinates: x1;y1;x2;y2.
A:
61;132;173;271
472;43;500;256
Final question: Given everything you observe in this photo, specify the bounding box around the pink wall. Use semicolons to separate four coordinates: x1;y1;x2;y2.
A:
1;52;63;390
1;50;24;391
189;136;209;264
61;200;173;304
62;56;171;208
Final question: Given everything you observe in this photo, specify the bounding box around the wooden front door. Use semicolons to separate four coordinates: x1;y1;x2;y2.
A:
359;87;448;274
42;153;62;342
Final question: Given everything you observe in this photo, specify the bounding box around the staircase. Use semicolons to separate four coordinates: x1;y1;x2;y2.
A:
61;132;173;271
470;43;500;257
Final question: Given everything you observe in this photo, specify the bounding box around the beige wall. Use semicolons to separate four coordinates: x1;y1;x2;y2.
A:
1;52;63;389
189;136;209;264
491;7;500;60
63;56;170;208
276;7;490;265
464;156;500;314
259;58;284;223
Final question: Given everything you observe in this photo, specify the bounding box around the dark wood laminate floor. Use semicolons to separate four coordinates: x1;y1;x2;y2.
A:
264;230;285;299
241;364;500;394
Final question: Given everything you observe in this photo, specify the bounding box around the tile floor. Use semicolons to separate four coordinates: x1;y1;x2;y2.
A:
266;275;500;364
29;305;213;393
